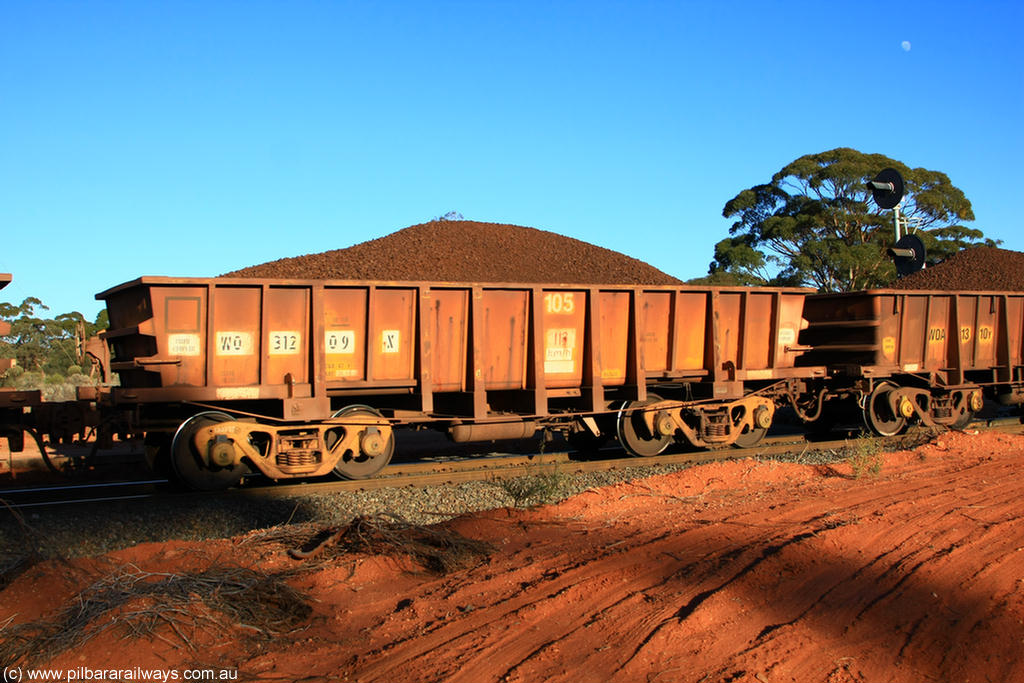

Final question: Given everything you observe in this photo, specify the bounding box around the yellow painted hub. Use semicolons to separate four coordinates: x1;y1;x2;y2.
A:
753;406;773;429
208;438;236;467
897;396;915;419
360;431;386;457
656;413;677;437
969;391;984;412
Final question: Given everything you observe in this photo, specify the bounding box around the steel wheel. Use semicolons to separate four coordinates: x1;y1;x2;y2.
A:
331;405;395;480
171;411;245;491
616;393;672;457
950;389;982;429
862;381;907;437
733;426;768;449
950;408;975;430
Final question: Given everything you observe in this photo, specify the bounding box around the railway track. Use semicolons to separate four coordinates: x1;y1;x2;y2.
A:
4;415;1021;510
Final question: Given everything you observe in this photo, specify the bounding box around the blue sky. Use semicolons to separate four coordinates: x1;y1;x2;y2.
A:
2;1;1022;319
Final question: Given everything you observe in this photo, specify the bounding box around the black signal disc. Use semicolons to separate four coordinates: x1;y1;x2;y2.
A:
869;168;905;209
892;234;926;276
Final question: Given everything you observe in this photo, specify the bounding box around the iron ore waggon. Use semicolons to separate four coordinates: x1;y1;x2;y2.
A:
97;276;826;489
799;288;1024;435
8;271;1024;490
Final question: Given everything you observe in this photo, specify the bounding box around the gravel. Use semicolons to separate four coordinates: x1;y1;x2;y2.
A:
0;220;690;569
0;464;696;565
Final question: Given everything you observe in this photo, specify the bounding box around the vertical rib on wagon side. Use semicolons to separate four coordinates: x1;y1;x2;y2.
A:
97;277;823;488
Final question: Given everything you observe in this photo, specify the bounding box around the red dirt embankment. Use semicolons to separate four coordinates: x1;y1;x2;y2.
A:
3;430;1024;682
225;220;683;285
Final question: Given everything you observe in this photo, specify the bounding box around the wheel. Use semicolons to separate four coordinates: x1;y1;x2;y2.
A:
616;393;672;457
950;408;975;430
862;381;907;437
732;403;772;449
733;426;767;449
950;389;983;429
331;405;395;480
170;411;245;491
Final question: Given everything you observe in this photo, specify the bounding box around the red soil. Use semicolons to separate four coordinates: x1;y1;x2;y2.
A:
3;430;1024;682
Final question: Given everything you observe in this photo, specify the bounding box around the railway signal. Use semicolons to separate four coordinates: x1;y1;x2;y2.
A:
868;168;926;277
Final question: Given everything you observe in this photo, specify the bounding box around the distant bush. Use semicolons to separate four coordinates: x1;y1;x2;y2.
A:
3;368;99;400
14;371;44;391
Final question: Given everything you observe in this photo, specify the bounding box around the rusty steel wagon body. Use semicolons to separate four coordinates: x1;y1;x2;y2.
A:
96;276;825;488
799;289;1024;435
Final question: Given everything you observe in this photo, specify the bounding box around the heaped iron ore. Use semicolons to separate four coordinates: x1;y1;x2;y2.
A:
224;220;682;285
892;246;1024;292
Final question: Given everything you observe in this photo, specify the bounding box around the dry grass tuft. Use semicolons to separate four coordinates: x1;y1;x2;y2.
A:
487;468;568;508
0;498;75;592
261;514;493;574
0;564;310;667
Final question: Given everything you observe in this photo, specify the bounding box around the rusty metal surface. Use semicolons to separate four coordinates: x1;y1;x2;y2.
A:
98;277;822;427
800;289;1024;383
0;389;42;409
640;394;776;449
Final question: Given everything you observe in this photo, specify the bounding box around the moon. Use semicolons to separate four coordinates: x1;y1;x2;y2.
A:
901;41;912;52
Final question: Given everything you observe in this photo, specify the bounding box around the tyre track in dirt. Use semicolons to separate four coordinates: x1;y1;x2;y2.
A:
10;432;1023;683
295;438;1024;683
607;455;1024;683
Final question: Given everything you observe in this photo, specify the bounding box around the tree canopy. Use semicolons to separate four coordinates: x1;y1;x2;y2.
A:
701;148;996;291
0;298;107;378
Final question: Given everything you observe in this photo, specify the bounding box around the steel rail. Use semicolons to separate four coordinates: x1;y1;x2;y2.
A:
3;417;1021;510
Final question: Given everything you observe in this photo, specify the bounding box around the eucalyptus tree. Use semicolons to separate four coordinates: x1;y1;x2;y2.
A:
706;148;993;291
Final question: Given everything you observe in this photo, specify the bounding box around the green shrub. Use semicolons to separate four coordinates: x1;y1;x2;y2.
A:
847;436;884;479
489;467;567;508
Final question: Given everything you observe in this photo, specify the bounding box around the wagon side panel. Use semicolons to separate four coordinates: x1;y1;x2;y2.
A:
322;287;368;383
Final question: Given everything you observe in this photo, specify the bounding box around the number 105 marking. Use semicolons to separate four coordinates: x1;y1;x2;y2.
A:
544;292;576;314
